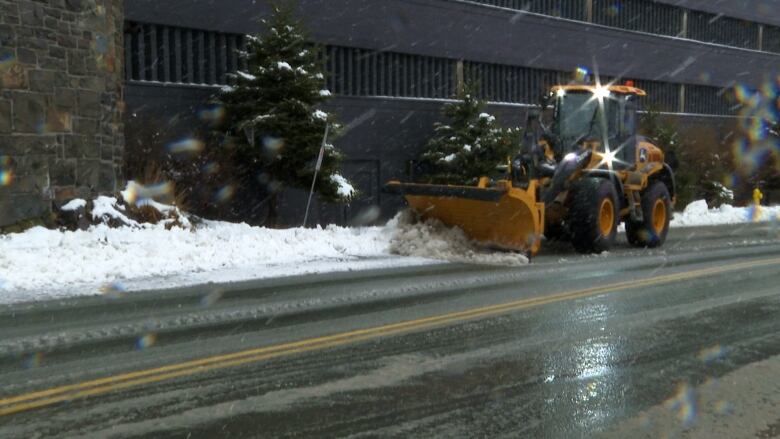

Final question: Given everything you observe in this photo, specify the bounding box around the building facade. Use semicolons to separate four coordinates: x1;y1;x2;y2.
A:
123;0;780;225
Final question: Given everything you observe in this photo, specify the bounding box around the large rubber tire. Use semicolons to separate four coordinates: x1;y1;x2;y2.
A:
626;181;672;248
568;178;619;254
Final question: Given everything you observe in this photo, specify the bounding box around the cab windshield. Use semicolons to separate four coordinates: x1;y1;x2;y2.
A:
554;91;619;151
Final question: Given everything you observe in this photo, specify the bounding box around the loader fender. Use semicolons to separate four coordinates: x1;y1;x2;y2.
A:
542;150;592;204
585;168;625;206
653;164;676;204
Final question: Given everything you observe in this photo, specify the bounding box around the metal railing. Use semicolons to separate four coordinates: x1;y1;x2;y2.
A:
688;10;760;50
124;22;737;116
462;0;774;53
124;22;245;85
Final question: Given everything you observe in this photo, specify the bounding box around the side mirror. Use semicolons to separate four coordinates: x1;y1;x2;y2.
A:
538;92;552;109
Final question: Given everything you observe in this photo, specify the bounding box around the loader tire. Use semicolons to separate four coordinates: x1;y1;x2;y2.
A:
626;181;671;248
568;178;619;254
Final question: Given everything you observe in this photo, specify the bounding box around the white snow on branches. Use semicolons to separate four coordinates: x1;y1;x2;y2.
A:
61;198;87;211
312;110;328;121
277;61;292;71
237;71;256;80
330;174;356;199
479;113;496;122
91;196;140;227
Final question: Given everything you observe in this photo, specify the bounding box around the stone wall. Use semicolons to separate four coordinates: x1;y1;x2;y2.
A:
0;0;124;227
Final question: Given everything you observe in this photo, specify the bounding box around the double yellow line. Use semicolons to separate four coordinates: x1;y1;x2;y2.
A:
2;256;778;417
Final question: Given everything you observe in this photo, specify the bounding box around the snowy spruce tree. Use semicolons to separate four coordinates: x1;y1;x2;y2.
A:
218;1;354;222
419;87;520;185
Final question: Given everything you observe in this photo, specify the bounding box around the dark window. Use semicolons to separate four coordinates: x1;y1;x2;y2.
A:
124;21;240;85
634;79;679;113
688;10;760;50
763;25;780;54
685;85;734;115
466;0;586;20
592;0;683;37
464;61;565;104
464;0;769;52
323;47;455;99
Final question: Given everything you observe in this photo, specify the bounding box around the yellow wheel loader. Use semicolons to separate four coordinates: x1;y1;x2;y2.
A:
384;83;676;257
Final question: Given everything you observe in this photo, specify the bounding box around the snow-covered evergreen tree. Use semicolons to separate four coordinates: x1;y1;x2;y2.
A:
419;88;520;184
218;1;354;216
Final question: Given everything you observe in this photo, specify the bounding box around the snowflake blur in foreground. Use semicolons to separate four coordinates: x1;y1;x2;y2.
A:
137;333;157;350
731;78;780;181
664;383;697;427
166;137;205;154
0;169;12;186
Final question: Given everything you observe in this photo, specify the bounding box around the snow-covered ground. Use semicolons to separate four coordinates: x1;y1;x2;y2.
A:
0;200;777;304
0;211;524;304
0;219;430;304
671;199;780;227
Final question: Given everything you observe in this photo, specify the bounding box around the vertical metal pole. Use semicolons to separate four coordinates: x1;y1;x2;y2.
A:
161;27;170;83
681;10;688;38
137;24;146;80
185;30;194;83
585;0;593;23
456;59;464;96
149;25;158;81
679;84;686;114
124;29;133;80
758;24;764;51
303;124;330;227
174;28;182;83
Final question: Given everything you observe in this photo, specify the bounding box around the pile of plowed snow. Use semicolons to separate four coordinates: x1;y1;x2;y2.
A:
0;209;530;303
389;211;529;266
0;221;409;300
672;200;780;227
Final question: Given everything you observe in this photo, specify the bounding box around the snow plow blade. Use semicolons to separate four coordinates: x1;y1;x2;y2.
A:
384;181;544;256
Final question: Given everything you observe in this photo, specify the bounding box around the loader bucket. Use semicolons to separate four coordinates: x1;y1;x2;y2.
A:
384;181;544;256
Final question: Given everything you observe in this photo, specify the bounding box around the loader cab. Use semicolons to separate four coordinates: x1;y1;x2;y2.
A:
551;85;645;167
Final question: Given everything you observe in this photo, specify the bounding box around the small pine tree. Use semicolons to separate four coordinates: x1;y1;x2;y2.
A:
418;88;520;185
218;1;354;222
642;108;690;189
642;107;734;207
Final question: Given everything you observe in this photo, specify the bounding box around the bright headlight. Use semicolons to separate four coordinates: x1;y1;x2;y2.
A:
593;86;611;100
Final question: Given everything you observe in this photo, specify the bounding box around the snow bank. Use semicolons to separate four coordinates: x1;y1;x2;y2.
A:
672;200;780;227
0;221;422;303
0;210;532;303
389;212;529;266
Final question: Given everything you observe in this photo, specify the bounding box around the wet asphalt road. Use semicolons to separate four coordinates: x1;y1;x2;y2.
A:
2;223;780;438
